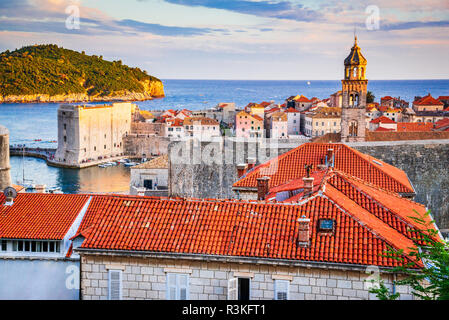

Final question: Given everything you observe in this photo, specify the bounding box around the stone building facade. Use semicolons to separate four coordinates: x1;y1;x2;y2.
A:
54;102;133;164
79;253;413;300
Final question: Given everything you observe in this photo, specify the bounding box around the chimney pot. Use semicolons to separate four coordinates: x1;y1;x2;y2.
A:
297;215;310;247
303;177;314;194
236;163;248;178
256;176;270;201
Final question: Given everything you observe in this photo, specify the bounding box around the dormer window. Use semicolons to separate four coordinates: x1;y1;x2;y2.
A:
318;219;334;232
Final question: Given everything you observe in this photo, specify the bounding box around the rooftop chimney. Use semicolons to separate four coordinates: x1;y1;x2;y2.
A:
297;215;310;247
0;125;12;191
247;158;256;171
326;148;334;167
257;176;270;201
303;176;314;194
236;163;248;178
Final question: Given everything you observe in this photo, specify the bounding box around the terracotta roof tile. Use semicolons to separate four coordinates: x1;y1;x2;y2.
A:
233;143;414;194
76;194;420;268
0;193;89;240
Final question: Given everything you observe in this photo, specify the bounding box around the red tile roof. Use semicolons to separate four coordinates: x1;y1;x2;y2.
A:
414;94;444;106
397;122;433;132
0;193;89;240
435;118;449;130
285;107;299;113
375;127;395;132
370;116;396;124
75;194;421;268
232;143;414;194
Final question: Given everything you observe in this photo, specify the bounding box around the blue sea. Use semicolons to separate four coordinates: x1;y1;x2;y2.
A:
0;79;448;193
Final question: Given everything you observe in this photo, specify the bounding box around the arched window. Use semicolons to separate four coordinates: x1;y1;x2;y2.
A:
349;94;354;106
353;67;358;78
349;121;358;137
361;67;365;78
354;94;359;106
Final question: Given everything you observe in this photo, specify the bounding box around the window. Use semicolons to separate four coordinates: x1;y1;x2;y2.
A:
318;219;334;231
12;240;60;253
104;145;107;150
144;179;153;190
274;280;289;300
1;240;7;251
63;136;67;142
166;273;189;300
108;270;122;300
63;124;66;130
228;278;250;300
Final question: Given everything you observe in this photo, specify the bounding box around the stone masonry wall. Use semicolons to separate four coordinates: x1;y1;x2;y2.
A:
80;254;413;300
349;140;449;229
124;135;170;158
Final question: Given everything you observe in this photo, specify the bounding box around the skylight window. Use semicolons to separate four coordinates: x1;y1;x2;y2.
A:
318;219;334;232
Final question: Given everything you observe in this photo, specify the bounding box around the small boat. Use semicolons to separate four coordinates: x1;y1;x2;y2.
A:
124;162;138;167
98;164;110;168
106;162;117;166
117;159;127;164
34;139;42;142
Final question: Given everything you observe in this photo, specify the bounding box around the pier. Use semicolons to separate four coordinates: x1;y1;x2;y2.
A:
9;146;141;169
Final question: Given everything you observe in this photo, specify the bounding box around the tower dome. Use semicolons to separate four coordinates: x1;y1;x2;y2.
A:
344;36;367;80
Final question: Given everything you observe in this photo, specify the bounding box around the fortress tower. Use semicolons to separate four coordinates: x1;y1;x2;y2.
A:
0;125;12;190
341;36;368;142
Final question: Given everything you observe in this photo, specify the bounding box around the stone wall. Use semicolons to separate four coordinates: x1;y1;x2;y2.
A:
168;138;307;199
80;254;413;300
123;135;170;158
168;138;449;229
348;140;449;229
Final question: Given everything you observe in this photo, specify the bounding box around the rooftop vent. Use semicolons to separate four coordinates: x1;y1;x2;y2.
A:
297;215;310;247
3;186;17;206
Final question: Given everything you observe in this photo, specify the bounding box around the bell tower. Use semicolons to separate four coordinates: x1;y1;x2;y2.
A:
341;36;368;142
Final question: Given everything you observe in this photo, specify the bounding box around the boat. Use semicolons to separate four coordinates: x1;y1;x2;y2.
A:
117;159;127;164
124;162;138;167
98;164;110;168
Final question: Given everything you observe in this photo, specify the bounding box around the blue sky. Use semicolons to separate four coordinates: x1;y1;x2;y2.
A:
0;0;448;80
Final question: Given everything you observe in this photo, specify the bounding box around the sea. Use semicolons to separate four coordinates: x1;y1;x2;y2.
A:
0;79;448;194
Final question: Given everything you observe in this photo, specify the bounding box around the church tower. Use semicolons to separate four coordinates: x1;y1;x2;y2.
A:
341;36;368;142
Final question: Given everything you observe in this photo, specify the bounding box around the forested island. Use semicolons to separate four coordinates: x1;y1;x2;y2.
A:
0;44;164;103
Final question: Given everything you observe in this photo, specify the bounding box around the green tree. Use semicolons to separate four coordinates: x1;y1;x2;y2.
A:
367;91;375;103
370;210;449;300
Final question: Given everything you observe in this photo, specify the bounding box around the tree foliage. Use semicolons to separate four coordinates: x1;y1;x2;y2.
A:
370;210;449;300
367;91;375;103
0;44;161;97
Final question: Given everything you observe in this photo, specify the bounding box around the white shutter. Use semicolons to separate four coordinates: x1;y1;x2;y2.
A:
167;273;177;300
178;274;188;300
227;278;238;300
108;270;122;300
274;280;289;300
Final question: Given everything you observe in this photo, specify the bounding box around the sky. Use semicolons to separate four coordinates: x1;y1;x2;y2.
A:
0;0;448;80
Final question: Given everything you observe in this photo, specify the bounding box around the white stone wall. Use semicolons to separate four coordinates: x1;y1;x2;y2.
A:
55;102;132;164
80;255;414;300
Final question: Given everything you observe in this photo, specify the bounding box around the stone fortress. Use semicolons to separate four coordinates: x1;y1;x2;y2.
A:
54;102;134;166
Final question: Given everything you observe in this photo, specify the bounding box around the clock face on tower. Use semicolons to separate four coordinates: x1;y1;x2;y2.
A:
341;36;368;142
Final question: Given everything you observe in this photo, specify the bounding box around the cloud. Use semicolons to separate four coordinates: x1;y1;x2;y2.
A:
0;0;221;37
382;20;449;31
117;19;219;36
161;0;322;22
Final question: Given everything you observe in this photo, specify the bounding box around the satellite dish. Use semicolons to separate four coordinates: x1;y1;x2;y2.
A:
3;186;17;199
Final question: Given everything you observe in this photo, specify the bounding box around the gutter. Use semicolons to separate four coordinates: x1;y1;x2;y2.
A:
74;247;411;275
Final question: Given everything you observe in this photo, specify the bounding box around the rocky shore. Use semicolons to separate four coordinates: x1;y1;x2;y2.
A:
0;79;165;104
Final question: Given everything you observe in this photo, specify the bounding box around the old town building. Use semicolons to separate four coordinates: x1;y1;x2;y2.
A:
340;37;368;142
